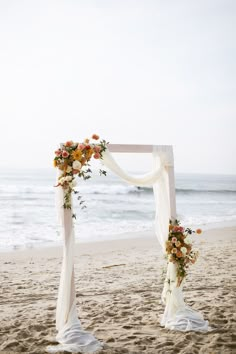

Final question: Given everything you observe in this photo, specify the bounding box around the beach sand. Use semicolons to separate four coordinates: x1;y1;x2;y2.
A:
0;226;235;354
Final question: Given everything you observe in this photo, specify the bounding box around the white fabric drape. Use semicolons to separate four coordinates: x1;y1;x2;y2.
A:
47;187;103;354
102;149;209;332
47;146;209;353
102;149;170;252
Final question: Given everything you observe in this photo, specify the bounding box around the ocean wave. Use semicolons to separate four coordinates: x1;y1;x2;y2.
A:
83;186;236;195
1;185;235;200
176;188;236;194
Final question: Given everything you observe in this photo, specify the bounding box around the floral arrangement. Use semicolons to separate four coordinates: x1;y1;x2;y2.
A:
166;220;202;286
54;134;108;215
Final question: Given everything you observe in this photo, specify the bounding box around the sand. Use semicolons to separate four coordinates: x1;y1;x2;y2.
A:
0;226;236;354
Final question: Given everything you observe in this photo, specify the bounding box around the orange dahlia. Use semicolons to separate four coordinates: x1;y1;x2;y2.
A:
72;149;82;161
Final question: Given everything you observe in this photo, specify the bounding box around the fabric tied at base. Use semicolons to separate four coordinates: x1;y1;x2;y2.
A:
160;262;210;332
47;319;103;353
47;298;103;353
162;307;209;332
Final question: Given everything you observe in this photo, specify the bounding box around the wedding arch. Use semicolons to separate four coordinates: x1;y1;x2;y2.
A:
47;142;209;354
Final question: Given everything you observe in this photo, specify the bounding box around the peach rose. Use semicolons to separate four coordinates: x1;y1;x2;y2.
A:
62;150;69;158
93;152;100;159
65;141;73;147
94;146;101;153
173;226;184;233
55;149;62;157
92;134;99;140
78;143;85;150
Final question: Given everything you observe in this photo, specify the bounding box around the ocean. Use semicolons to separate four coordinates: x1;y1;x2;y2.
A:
0;168;235;251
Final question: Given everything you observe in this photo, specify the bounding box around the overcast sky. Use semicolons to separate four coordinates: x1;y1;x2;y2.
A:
0;0;235;174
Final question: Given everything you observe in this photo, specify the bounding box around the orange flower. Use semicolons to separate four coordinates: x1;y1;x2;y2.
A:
81;156;87;165
196;228;202;234
92;134;99;140
53;159;57;167
169;224;174;231
86;148;94;160
72;149;82;161
176;250;183;258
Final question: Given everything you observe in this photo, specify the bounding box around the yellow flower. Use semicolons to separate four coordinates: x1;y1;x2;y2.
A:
53;159;57;167
72;149;82;161
58;164;65;171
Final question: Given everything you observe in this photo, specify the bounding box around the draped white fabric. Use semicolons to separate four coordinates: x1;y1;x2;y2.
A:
47;146;209;353
102;149;170;253
47;187;103;354
103;149;209;332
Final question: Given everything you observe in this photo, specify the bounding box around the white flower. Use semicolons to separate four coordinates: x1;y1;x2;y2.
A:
59;177;65;184
66;166;72;173
180;247;187;255
73;160;81;170
65;176;72;182
184;236;192;245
